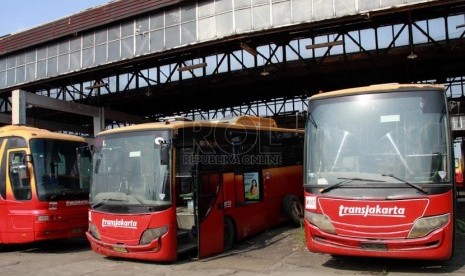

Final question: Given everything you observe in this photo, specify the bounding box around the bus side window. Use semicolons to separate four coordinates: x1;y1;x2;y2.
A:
281;134;304;166
9;151;31;200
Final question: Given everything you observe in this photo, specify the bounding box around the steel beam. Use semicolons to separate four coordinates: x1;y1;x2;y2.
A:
1;107;89;133
24;91;100;117
11;90;143;136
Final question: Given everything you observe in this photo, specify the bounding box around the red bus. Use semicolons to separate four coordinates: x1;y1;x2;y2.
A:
303;84;455;260
0;125;90;245
84;116;304;261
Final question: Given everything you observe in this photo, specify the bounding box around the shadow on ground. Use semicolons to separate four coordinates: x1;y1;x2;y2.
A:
1;237;90;254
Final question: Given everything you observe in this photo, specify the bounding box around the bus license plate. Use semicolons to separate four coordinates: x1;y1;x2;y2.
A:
360;242;387;251
113;246;128;253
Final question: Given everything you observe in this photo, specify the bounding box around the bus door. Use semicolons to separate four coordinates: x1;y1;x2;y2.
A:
455;138;465;196
6;149;33;242
197;170;224;258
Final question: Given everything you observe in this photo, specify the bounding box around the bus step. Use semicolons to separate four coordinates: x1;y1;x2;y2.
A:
177;242;197;254
177;229;192;243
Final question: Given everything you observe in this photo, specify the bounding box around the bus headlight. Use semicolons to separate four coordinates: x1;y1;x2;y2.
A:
140;226;168;245
305;210;336;234
89;223;101;240
407;214;450;239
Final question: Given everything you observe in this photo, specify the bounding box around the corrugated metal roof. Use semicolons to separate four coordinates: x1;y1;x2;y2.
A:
0;0;182;56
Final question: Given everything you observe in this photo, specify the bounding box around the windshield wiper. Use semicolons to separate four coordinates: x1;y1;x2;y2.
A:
48;191;70;200
91;198;127;209
381;174;428;195
320;177;386;194
125;192;151;212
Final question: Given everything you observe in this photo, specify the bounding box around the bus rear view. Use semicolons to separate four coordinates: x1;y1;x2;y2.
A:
304;84;455;260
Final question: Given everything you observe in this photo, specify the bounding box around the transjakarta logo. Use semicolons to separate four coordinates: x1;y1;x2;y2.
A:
102;218;138;229
339;204;405;218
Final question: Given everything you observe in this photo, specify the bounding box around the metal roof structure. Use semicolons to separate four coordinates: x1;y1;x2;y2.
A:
0;0;464;136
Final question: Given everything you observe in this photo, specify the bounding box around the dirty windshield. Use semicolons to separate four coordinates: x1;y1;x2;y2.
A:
90;130;171;212
30;139;88;201
305;90;449;190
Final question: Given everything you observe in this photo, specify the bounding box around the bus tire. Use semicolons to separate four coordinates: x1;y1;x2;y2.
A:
224;217;235;251
283;194;303;227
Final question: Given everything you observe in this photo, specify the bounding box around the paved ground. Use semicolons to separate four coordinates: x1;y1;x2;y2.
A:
1;201;464;276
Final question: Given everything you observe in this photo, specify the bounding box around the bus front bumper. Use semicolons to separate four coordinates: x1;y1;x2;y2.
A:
304;221;453;261
35;225;87;241
85;231;175;262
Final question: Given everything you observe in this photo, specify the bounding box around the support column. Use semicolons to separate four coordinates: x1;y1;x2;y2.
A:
12;89;26;125
93;107;105;136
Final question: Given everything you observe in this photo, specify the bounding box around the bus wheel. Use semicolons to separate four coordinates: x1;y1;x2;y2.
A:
283;194;303;227
224;217;235;251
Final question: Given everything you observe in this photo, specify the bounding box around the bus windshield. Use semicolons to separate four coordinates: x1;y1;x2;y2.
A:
30;139;89;201
90;130;171;213
306;90;449;191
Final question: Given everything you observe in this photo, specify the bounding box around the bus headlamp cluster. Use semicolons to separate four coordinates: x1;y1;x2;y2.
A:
89;223;101;240
407;213;450;238
139;226;168;245
305;210;336;234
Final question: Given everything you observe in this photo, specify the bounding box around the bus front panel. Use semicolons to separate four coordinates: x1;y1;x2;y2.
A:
87;130;176;261
1;137;89;244
304;87;454;260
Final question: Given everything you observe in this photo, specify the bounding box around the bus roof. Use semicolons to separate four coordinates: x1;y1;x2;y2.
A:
310;83;445;101
97;115;302;136
0;125;86;142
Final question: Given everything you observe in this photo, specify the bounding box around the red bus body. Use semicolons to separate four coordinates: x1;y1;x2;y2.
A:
223;167;302;239
88;208;178;261
0;200;89;244
0;126;90;245
304;84;455;260
304;192;454;260
86;116;304;261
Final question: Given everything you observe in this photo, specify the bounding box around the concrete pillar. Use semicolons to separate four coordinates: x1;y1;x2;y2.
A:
93;107;105;136
12;89;26;125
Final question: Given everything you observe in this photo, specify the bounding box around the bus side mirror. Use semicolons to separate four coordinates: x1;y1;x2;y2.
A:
160;144;170;166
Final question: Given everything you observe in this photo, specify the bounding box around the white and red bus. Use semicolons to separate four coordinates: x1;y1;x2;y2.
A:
84;116;304;261
0;125;90;245
304;84;455;260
